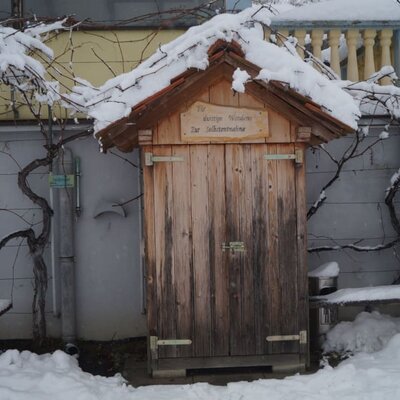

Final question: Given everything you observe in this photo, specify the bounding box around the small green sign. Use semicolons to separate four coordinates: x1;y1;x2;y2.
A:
49;174;75;188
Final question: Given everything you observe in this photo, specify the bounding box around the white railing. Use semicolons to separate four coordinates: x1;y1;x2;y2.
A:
269;21;400;85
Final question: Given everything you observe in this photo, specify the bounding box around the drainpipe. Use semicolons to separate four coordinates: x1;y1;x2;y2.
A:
48;107;60;317
58;148;78;354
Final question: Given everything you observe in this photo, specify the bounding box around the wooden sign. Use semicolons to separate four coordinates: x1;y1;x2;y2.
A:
181;101;268;142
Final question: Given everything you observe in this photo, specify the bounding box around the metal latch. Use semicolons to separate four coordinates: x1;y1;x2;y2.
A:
221;241;245;252
266;330;307;344
145;152;184;166
149;336;192;351
264;149;303;164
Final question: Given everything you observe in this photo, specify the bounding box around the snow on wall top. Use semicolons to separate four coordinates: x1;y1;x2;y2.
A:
309;261;340;278
318;285;400;304
272;0;400;22
70;5;359;135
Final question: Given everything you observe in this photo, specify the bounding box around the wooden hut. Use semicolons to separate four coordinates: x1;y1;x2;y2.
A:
96;40;353;377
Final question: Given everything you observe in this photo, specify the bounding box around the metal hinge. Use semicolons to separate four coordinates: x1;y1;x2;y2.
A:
221;241;245;252
264;149;303;164
149;336;192;351
266;330;307;344
145;152;184;166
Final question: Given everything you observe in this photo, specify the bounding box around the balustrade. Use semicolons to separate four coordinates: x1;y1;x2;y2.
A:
269;22;399;85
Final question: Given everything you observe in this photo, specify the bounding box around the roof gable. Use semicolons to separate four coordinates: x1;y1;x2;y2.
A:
97;46;354;152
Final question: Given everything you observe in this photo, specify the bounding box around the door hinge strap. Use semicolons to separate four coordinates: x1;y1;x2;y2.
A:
149;336;192;350
221;241;245;252
266;330;307;344
145;152;184;166
264;149;303;164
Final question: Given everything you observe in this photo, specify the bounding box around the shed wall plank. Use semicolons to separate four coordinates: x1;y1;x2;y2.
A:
190;145;212;357
207;145;230;357
171;145;193;358
153;146;176;358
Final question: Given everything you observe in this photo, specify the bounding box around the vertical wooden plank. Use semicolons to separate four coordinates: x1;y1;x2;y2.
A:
295;143;309;365
267;110;291;143
208;145;229;357
251;144;270;355
238;93;266;143
225;144;245;356
142;146;157;370
266;143;281;354
209;79;239;107
171;145;193;358
276;143;299;354
153;145;176;359
154;113;182;145
191;145;212;357
239;144;256;355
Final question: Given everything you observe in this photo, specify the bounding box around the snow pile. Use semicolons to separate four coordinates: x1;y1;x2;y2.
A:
69;5;360;134
5;335;400;399
231;68;251;93
318;285;400;304
0;350;129;400
309;261;340;278
271;0;400;21
324;311;400;354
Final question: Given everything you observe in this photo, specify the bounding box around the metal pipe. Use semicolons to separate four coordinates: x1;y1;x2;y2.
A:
58;148;77;345
48;106;61;317
75;157;81;217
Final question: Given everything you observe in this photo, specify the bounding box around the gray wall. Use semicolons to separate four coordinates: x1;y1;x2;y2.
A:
1;116;399;340
306;117;400;297
0;127;146;340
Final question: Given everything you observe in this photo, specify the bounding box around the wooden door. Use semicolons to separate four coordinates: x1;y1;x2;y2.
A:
143;143;306;362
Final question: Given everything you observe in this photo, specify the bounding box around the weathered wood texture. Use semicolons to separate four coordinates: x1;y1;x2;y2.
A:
143;143;307;362
152;79;293;146
142;76;309;370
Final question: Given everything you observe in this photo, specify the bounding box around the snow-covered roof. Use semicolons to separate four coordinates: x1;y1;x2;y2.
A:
71;6;359;139
272;0;400;22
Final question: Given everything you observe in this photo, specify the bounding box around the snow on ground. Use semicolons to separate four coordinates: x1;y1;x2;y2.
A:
2;314;400;400
70;5;359;135
324;311;400;354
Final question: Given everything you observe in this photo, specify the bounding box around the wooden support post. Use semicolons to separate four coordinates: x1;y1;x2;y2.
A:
363;29;376;80
380;29;394;85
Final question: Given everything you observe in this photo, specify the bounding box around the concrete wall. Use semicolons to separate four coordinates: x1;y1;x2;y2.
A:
306;117;400;314
0;127;146;340
0;116;399;340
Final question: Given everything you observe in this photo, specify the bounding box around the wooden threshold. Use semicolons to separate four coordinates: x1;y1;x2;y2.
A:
153;354;303;374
